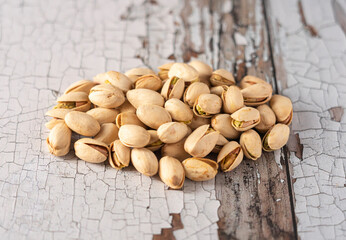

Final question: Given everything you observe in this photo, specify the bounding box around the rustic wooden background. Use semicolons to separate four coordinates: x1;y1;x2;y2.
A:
0;0;345;239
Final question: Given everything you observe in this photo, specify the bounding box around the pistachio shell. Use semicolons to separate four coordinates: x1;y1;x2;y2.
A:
164;99;193;123
159;156;185;189
74;138;109;163
89;84;125;108
57;91;89;102
158;62;174;80
109;140;131;169
45;108;72;119
222;85;244;114
168;63;199;83
135;74;162;91
212;134;229;153
184;124;219;157
255;105;276;133
45;118;65;130
131;148;158;176
146;130;164;151
210;69;235;86
86;108;119;125
157;122;189;143
161;138;190;161
116;112;146;128
262;124;290;152
126;88;165;108
94;123;119;145
239;75;268;89
269;94;293;125
211;114;240;139
64;80;97;94
188;60;212;81
210;85;228;97
136;105;172;129
65;111;100;136
118;125;150;148
182;158;218;181
189;115;211;130
161;77;185;100
118;100;137;113
193;94;222;118
125;68;156;83
231;107;260;131
239;129;262;160
46;123;71;156
217;141;243;172
183;82;210;107
241;82;272;106
93;71;133;92
55;92;91;112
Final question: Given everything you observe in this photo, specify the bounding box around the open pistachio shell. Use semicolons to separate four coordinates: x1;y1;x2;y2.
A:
109;140;131;169
239;75;268;89
158;62;174;80
183;82;210;107
93;71;133;92
74;138;109;163
46;123;71;156
86;108;119;125
89;84;125;108
262;124;290;152
157;122;189;144
55;92;91;112
64;80;97;94
210;85;228;97
126;88;165;109
221;85;244;114
164;98;193;123
45;108;71;129
212;134;229;153
161;138;190;161
217;141;243;172
241;82;272;106
193;94;222;118
94;123;119;145
135;74;162;91
136;104;172;129
161;76;185;100
118;125;150;148
45;118;65;130
125;68;156;83
255;104;276;133
118;100;136;113
269;94;293;125
211;114;240;139
131;148;158;176
116;112;146;128
182;158;218;181
188;60;212;82
189;115;211;130
168;63;199;84
146;130;164;151
159;156;185;189
65;111;100;136
231;107;260;131
210;69;235;86
239;129;262;160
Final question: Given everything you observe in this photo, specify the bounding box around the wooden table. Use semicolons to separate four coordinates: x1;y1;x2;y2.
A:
0;0;345;239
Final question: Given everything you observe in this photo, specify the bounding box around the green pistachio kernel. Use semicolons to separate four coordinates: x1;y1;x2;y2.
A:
54;102;76;109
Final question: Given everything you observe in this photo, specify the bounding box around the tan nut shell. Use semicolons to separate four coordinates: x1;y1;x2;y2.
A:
118;125;150;148
182;158;218;181
74;138;109;163
46;123;71;156
45;118;65;130
231;107;260;131
125;68;156;83
45;108;72;119
161;138;190;161
241;82;273;106
158;62;174;80
211;114;240;139
161;77;185;100
217;141;243;172
146;130;164;151
255;105;276;133
93;71;132;92
270;95;293;125
65;111;100;136
183;82;210;107
159;156;185;189
210;85;228;97
168;63;199;83
189;115;211;130
116;112;146;128
210;69;235;86
222;86;244;114
212;134;229;153
56;92;91;112
64;80;97;94
126;88;165;108
89;84;125;108
193;94;222;118
262;124;290;152
94;123;119;145
157;122;188;144
131;148;158;176
136;105;172;129
86;108;119;125
109;140;131;169
239;129;262;160
118;100;136;113
164;98;193;123
188;60;212;81
135;74;162;91
239;75;268;89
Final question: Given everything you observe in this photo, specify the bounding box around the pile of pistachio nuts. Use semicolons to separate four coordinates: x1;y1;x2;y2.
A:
45;61;292;189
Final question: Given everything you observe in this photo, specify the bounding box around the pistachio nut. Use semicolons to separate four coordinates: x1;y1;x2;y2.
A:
239;75;268;89
262;124;290;152
146;130;164;151
45;118;65;130
182;158;218;181
136;104;172;129
183;82;210;107
164;98;193;123
210;85;228;97
118;100;137;113
46;122;71;156
116;112;146;128
161;138;190;161
64;79;97;94
189;115;211;130
89;84;125;108
94;123;119;145
168;63;199;84
188;60;213;82
158;62;174;80
86;108;119;125
193;94;222;118
184;124;219;157
74;138;109;163
131;148;158;176
217;141;243;172
118;124;150;148
212;134;229;153
45;108;71;129
135;74;162;91
269;94;293;125
239;129;262;160
211;114;240;139
231;107;260;131
125;68;156;83
221;85;244;114
157;122;189;144
241;82;272;106
65;111;100;136
109;140;131;169
161;76;185;100
93;71;132;92
255;104;276;133
55;92;91;112
159;156;185;189
126;88;164;108
210;69;235;86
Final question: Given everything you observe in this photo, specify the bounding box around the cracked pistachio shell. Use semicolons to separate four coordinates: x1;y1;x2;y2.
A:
161;138;190;161
158;62;174;80
217;141;243;172
45;118;65;130
118;100;136;113
159;156;185;189
125;68;156;83
262;124;290;152
164;98;193;123
126;88;165;108
193;94;222;118
269;94;293;125
210;69;235;86
55;92;91;112
45;108;71;129
116;112;146;128
212;134;229;153
182;158;218;181
74;138;109;163
65;111;100;136
184;124;219;157
221;85;244;114
239;129;262;160
109;140;131;169
136;105;172;129
135;74;162;91
46;123;71;156
231;107;260;131
183;82;210;107
189;115;211;130
64;79;97;94
211;114;240;139
94;123;119;145
86;108;119;125
188;60;213;81
146;130;164;151
118;125;150;148
93;71;132;92
168;63;199;84
255;104;276;133
157;122;189;144
131;148;158;176
241;82;273;106
239;75;268;89
161;76;185;100
89;84;125;108
210;85;228;97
